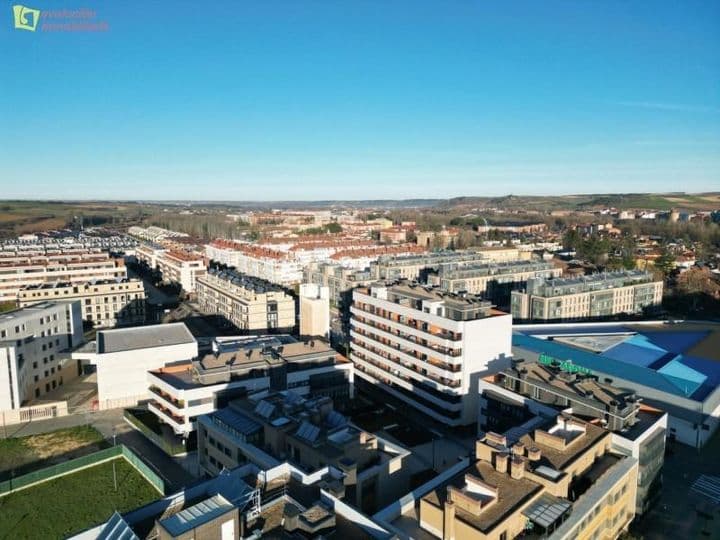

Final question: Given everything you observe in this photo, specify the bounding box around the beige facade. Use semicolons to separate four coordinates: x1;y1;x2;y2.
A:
511;271;663;321
418;415;637;540
299;283;329;337
18;279;146;328
197;270;296;332
157;250;206;293
432;261;562;298
0;252;127;303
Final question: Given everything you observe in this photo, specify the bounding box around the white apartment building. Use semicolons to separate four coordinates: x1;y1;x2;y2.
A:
196;269;296;332
511;270;663;322
156;250;207;293
205;240;303;286
146;335;354;437
72;322;198;410
128;226;189;243
0;302;84;410
0;252;127;303
135;243;167;270
18;279;146;328
350;281;513;425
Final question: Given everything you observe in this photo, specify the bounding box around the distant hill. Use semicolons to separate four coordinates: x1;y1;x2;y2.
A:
440;192;720;212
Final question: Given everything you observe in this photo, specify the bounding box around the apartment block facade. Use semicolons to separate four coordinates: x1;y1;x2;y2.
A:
0;301;84;410
147;335;353;437
430;260;562;303
196;269;296;333
350;282;512;425
481;362;667;516
419;415;638;540
511;271;663;322
0;252;127;303
18;278;146;328
157;250;207;293
197;392;411;513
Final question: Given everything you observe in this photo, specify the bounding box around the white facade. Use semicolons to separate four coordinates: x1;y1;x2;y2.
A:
72;322;198;410
0;302;84;410
148;360;354;436
350;284;512;426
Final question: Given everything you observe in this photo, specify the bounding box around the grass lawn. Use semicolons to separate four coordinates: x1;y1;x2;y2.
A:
0;426;108;481
0;458;161;540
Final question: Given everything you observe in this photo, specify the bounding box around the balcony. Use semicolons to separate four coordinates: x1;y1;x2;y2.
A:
351;303;462;342
350;334;462;391
351;316;462;359
350;328;462;379
149;385;185;411
148;400;187;432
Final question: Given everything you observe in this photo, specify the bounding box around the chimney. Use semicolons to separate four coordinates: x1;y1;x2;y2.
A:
527;447;542;462
510;456;525;479
495;453;509;473
512;442;525;456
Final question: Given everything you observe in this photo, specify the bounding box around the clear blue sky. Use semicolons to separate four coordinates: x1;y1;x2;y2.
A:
1;0;719;200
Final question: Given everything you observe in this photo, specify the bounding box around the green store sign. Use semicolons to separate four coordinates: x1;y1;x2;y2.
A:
538;353;593;376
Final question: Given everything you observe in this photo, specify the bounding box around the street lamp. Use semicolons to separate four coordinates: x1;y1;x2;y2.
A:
112;427;117;492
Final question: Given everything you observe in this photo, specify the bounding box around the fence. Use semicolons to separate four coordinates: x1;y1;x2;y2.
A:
0;444;164;497
1;401;69;427
124;409;186;456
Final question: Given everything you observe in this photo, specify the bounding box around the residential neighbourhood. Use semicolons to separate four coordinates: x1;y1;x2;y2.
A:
3;1;720;539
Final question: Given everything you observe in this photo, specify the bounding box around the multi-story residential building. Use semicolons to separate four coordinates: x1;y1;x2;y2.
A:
198;392;411;513
205;240;304;285
429;260;562;304
72;322;198;410
513;321;720;448
304;262;377;309
134;242;166;270
128;226;189;243
156;250;206;294
0;252;127;303
146;335;353;438
196;269;296;333
371;251;488;281
299;283;329;337
81;459;395;540
350;281;512;425
18;278;146;328
482;359;667;515
417;414;638;540
0;301;84;410
510;270;663;322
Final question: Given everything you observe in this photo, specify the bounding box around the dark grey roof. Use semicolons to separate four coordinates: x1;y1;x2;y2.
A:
97;322;195;354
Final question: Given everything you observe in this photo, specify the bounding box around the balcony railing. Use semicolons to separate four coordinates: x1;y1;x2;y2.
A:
352;315;462;358
351;335;462;390
149;385;185;409
149;400;186;428
352;303;462;342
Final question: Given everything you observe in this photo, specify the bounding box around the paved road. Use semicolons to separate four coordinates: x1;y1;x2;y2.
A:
1;409;196;493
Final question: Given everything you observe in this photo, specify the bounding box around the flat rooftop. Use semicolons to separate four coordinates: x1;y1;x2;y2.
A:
514;321;720;401
97;322;195;354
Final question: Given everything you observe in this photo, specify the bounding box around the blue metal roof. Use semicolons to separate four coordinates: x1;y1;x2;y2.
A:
512;333;699;399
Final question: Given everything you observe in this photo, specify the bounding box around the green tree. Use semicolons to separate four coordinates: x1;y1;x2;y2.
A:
654;247;676;277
